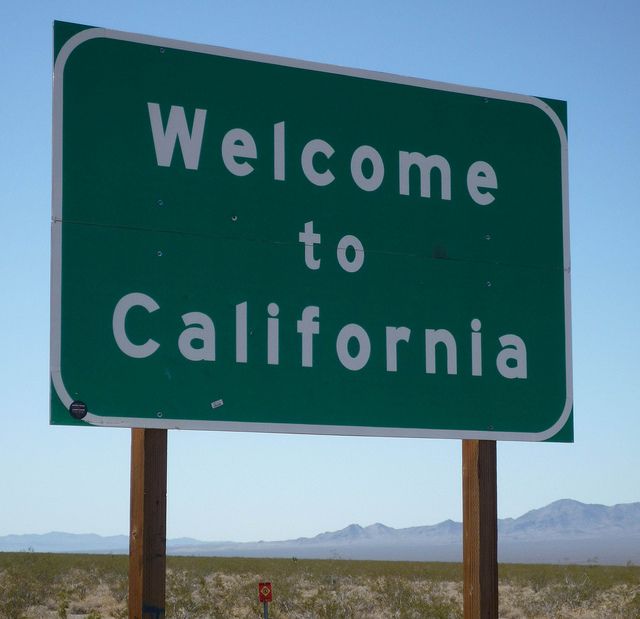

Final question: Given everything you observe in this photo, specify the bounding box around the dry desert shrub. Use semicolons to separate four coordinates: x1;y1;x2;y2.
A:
1;553;639;618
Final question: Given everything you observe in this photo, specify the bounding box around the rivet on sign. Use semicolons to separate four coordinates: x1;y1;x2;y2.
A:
486;281;492;287
157;250;163;257
485;234;492;241
160;48;165;54
231;215;238;222
157;411;163;418
157;199;164;207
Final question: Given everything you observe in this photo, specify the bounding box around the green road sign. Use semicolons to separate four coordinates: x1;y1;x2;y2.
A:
51;21;572;441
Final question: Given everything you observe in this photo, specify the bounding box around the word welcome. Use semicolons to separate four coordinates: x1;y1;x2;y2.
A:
112;292;527;379
147;103;498;205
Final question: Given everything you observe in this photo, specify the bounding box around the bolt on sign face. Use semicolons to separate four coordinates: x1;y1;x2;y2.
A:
51;21;572;441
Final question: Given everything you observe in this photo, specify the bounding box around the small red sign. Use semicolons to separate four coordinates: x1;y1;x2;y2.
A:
259;582;273;603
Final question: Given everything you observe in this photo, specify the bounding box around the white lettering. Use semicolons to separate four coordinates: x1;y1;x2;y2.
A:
236;302;247;363
496;334;527;378
274;121;285;181
336;324;371;371
425;328;457;374
336;234;365;273
297;306;320;367
399;152;451;200
471;318;482;376
178;312;215;361
267;303;280;365
112;292;528;383
351;145;384;191
386;326;411;372
222;128;257;176
112;292;160;359
147;103;206;170
467;161;497;205
301;139;335;186
299;221;321;270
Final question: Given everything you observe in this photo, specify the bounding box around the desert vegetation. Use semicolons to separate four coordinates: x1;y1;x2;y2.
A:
0;552;638;618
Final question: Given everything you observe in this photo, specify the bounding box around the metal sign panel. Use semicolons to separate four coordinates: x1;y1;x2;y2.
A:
51;22;572;441
259;582;273;603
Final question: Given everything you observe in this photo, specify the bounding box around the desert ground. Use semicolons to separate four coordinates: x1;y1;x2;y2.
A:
1;553;639;618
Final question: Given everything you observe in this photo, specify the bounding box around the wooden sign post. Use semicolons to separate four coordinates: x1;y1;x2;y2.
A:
129;428;168;619
462;440;498;618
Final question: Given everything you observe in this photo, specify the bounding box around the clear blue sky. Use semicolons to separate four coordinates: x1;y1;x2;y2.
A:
1;0;639;542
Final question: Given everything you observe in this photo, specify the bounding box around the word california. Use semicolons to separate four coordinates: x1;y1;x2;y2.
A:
112;292;527;380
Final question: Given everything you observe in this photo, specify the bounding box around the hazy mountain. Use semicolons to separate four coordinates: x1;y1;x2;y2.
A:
0;532;129;553
499;499;640;539
2;500;638;565
0;532;203;554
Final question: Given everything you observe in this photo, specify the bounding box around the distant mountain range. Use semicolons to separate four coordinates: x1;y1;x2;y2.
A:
2;500;638;565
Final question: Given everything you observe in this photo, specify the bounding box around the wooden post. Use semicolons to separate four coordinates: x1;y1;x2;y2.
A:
462;440;498;619
129;428;168;619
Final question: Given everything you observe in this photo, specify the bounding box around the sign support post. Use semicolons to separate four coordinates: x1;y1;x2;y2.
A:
129;428;168;619
462;440;498;619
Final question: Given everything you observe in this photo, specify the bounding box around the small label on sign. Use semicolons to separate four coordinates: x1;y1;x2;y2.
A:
258;582;273;603
211;399;224;409
69;401;88;420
